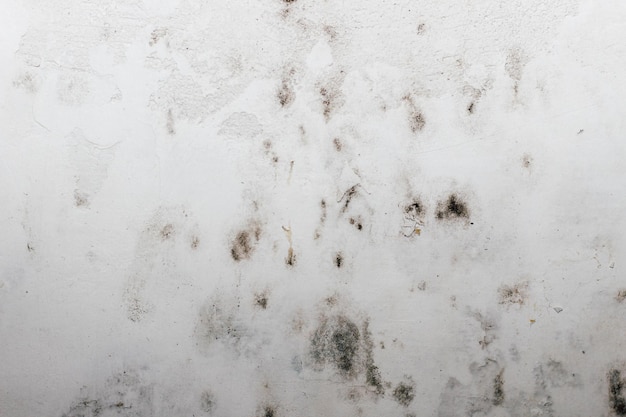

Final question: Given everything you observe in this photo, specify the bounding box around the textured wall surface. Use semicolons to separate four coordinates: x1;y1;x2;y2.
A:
2;1;626;416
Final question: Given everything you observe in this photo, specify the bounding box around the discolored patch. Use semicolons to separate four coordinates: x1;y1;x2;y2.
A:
335;252;344;268
498;282;528;306
492;369;505;406
393;377;416;407
254;292;268;309
616;290;626;303
230;223;262;262
609;369;626;415
435;194;470;221
311;315;361;377
200;390;215;413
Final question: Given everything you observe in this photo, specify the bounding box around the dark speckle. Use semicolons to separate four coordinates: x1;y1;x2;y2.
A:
404;198;424;218
200;390;215;413
340;184;360;213
362;320;384;395
335;252;343;268
311;315;360;376
333;138;342;151
349;217;363;231
609;369;626;415
493;369;505;406
410;111;426;132
277;79;294;108
393;378;416;407
230;224;262;262
467;101;475;114
160;224;175;240
616;290;626;302
261;405;276;417
435;194;470;221
522;154;533;168
191;236;200;249
285;247;296;267
254;292;268;309
498;282;528;306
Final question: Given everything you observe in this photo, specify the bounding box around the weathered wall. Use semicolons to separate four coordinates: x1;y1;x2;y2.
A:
2;1;626;416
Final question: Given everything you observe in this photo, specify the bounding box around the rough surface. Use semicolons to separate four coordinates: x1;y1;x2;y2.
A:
1;0;626;416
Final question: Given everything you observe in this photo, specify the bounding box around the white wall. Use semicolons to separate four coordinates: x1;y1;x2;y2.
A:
2;1;626;416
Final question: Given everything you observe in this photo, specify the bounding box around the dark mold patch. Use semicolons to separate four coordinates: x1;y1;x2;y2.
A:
349;216;363;231
62;370;153;417
435;194;470;221
498;282;528;306
254;292;268;309
609;369;626;415
339;184;360;213
335;252;343;268
467;101;475;114
333;138;342;151
404;198;424;218
362;320;384;394
277;75;295;108
403;94;426;133
166;108;175;135
160;223;175;240
393;377;416;407
200;390;215;413
258;404;277;417
311;315;361;376
195;296;245;351
492;369;505;406
230;224;262;262
285;247;296;267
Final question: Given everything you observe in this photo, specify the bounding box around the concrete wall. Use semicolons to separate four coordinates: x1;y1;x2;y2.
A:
2;0;626;416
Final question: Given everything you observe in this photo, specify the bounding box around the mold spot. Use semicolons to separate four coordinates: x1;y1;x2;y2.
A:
522;154;533;168
335;252;343;268
435;194;470;221
285;247;296;267
191;236;200;249
403;94;426;133
200;390;215;413
333;138;342;151
230;224;262;262
254;292;268;309
393;377;416;407
74;190;89;207
362;320;384;394
349;216;363;231
311;315;361;377
609;369;626;415
259;404;277;417
492;369;505;406
160;224;175;240
404;198;424;218
277;77;294;108
616;290;626;303
467;101;475;114
195;296;245;351
498;282;528;306
339;184;360;213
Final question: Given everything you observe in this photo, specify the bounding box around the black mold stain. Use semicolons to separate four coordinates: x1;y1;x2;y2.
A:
404;198;424;218
498;282;528;306
362;320;384;394
339;184;360;213
492;369;505;406
230;224;262;262
467;101;475;114
277;75;294;108
285;248;296;267
435;194;470;221
403;94;426;133
609;369;626;415
393;377;416;407
200;390;215;413
311;315;361;376
333;138;342;151
335;252;343;268
259;404;277;417
349;216;363;231
254;292;268;309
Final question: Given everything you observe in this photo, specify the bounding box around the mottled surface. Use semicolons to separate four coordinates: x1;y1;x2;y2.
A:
1;0;626;416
